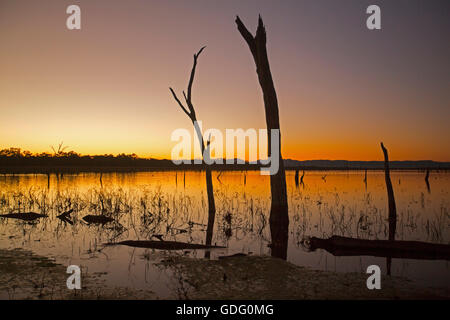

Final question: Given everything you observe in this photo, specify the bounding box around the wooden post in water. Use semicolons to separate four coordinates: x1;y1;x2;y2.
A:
363;169;367;190
425;169;431;193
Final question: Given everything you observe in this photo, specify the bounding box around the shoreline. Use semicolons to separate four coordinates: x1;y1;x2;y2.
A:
1;248;448;300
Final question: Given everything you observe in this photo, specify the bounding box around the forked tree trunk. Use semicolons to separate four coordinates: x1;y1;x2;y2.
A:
236;16;289;259
169;47;216;253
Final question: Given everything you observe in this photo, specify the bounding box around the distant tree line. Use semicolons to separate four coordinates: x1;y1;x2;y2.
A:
0;147;263;172
0;147;173;169
1;147;448;173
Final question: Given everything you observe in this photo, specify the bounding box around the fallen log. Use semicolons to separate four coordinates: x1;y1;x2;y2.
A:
306;236;450;260
0;212;47;221
218;253;247;260
82;215;114;224
105;240;225;250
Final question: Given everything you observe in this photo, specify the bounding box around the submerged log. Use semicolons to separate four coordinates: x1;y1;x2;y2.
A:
57;209;73;219
57;209;74;225
106;240;225;250
306;236;450;260
82;215;114;224
218;253;247;260
0;212;47;221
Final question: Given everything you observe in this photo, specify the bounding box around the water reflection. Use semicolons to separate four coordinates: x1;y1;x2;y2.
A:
0;170;449;293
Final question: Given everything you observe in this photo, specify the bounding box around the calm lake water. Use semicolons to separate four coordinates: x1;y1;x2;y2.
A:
0;170;449;297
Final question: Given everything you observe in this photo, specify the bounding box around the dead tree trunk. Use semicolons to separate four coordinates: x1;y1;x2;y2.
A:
425;169;431;193
381;142;397;275
381;142;397;240
236;16;289;259
169;47;216;251
363;169;367;190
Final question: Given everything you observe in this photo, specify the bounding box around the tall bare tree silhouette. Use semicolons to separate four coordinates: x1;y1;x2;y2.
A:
236;16;289;259
381;142;397;275
169;47;216;252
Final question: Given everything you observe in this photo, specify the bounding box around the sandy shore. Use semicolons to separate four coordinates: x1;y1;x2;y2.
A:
160;255;449;300
0;248;156;299
1;248;448;300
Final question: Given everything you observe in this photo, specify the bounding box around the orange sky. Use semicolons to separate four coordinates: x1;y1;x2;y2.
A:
1;0;449;161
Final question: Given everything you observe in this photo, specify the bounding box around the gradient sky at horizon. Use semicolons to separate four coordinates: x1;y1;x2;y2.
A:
1;0;449;161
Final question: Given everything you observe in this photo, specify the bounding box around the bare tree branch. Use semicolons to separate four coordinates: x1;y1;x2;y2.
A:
182;91;194;115
170;46;206;122
255;15;267;45
187;46;206;107
169;87;191;119
235;16;256;58
206;133;212;148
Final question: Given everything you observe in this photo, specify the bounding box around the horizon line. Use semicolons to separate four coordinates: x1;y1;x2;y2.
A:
1;146;449;163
